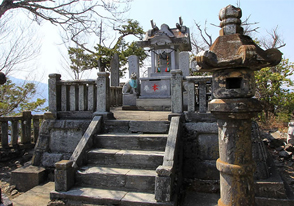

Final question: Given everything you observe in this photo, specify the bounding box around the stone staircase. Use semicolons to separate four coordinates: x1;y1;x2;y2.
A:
51;120;176;206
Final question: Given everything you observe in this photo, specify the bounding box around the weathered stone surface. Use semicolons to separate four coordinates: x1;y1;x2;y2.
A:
179;52;190;76
129;121;169;134
123;93;137;106
10;165;46;192
155;176;171;202
170;70;183;113
156;165;173;176
198;134;219;160
42;152;63;167
140;77;171;98
103;120;130;133
55;160;75;192
96;72;110;112
94;133;167;151
184;122;218;134
70;116;102;168
50;129;83;153
128;55;139;79
110;53;120;86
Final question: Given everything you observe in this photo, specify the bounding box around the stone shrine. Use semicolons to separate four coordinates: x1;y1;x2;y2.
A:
123;17;191;110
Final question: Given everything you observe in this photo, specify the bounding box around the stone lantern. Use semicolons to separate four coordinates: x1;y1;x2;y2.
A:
195;5;282;206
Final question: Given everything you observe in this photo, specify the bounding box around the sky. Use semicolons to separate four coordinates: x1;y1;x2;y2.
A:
8;0;294;83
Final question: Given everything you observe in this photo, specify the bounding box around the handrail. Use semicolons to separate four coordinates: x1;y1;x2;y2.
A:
155;116;182;202
0;111;44;149
70;115;102;168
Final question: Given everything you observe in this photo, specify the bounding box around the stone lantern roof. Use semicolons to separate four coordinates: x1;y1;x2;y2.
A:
136;17;192;51
195;5;282;72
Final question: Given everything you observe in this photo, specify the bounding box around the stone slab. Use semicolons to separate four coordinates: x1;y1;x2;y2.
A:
140;78;171;98
123;94;137;106
50;187;127;205
93;133;167;151
136;98;171;107
129;121;169;134
10;165;46;192
12;182;54;206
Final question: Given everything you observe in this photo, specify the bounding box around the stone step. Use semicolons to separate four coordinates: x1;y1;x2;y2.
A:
75;166;156;193
50;187;175;206
87;149;164;169
103;120;170;134
94;133;168;151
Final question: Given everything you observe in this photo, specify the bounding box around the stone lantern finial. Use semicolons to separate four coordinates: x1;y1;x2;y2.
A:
219;5;243;36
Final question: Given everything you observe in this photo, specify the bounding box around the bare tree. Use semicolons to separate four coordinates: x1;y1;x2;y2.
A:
0;11;41;76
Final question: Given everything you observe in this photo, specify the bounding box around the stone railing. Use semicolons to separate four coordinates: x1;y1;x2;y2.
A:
184;76;212;113
48;73;122;119
0;111;44;149
155;116;182;202
170;70;212;115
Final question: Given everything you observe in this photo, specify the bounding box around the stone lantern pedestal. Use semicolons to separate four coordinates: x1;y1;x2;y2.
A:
209;98;261;205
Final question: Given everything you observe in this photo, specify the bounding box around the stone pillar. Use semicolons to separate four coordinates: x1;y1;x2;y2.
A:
179;52;190;76
209;99;260;206
151;52;155;74
171;47;176;71
187;80;195;112
55;160;75;191
21;111;32;144
155;166;172;202
1;121;8;148
110;53;120;86
94;72;114;119
128;55;139;78
48;73;61;117
198;81;207;113
170;70;183;114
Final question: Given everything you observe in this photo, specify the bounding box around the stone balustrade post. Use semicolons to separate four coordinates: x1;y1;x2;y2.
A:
94;72;114;119
48;73;61;117
187;80;195;112
1;121;8;148
155;166;173;202
170;70;183;114
55;160;75;191
198;81;207;113
21;111;32;144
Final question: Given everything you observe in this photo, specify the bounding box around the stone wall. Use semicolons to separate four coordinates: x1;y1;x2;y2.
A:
182;122;219;180
32;119;91;168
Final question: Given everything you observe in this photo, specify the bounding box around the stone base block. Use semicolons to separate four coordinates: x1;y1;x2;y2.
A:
123;94;137;106
136;98;171;111
10;165;46;192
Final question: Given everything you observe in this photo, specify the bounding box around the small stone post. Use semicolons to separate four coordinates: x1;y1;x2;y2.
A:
21;111;32;144
110;53;120;86
195;5;282;206
55;160;75;191
48;73;61;117
1;121;8;148
94;72;114;119
170;70;183;119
